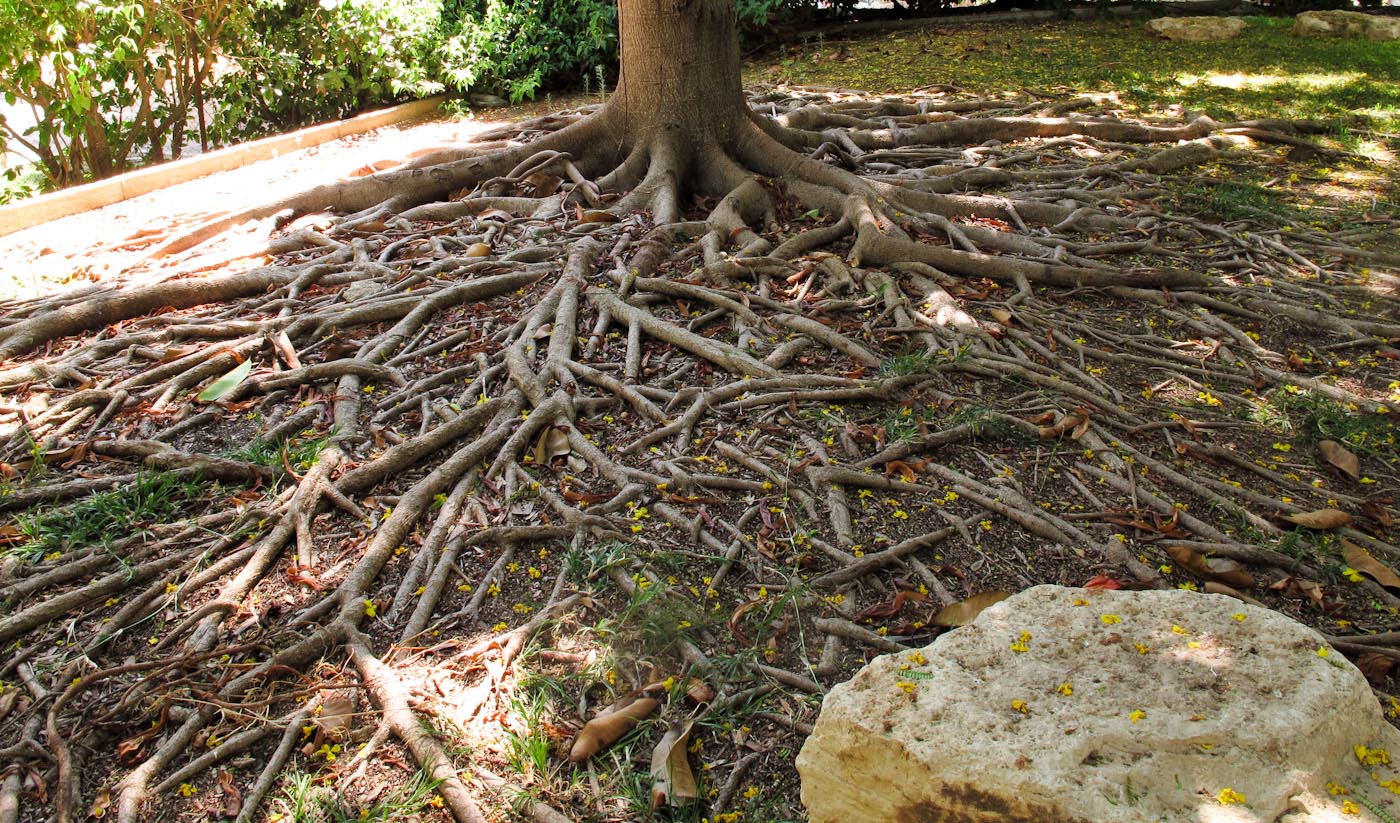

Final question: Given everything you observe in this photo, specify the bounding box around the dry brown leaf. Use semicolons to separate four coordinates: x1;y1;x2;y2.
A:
933;591;1011;627
884;460;919;483
580;209;620;224
989;308;1013;325
464;242;493;258
476;208;514;222
568;695;659;762
312;690;354;741
1070;413;1092;441
1356;653;1396;686
1343;539;1400;589
217;768;242;818
533;427;571;465
650;721;698;809
1318;440;1361;482
855;589;928;621
1362;499;1393;529
1165;545;1255;589
685;678;715;704
1037;413;1085;439
1286;508;1353;530
90;787;111;819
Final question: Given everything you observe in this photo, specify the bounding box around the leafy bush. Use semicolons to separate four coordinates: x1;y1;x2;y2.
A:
433;0;617;104
0;0;238;186
209;0;443;143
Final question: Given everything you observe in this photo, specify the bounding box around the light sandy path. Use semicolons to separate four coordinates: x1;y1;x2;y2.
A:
0;111;534;302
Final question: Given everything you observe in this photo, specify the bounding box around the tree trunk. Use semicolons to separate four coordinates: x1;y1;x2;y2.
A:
610;0;748;152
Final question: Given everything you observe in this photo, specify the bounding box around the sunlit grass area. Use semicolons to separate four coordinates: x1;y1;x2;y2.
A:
752;17;1400;145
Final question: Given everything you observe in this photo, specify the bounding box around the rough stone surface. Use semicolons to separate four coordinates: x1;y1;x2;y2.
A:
1145;16;1248;42
1293;10;1400;41
797;585;1400;822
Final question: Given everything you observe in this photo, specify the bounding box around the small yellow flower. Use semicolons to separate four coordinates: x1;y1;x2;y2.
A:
177;783;198;797
1232;613;1247;622
1135;643;1151;654
1100;614;1122;625
1128;710;1146;724
1216;788;1246;805
1011;699;1029;714
907;652;927;666
744;786;760;800
1341;800;1359;815
363;600;377;618
1327;782;1348;796
897;681;917;695
1056;683;1073;696
1317;646;1330;659
1342;567;1364;583
1354;744;1390;766
1171;625;1188;635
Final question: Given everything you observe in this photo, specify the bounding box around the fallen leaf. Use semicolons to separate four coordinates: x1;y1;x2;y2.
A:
1343;539;1400;589
1270;576;1326;609
1285;508;1353;530
579;209;619;224
312;690;354;741
464;242;493;257
1317;440;1361;482
855;589;928;621
1362;499;1393;529
1356;653;1396;686
884;460;919;483
650;721;698;809
90;788;111;819
989;308;1013;325
1165;546;1255;589
685;678;714;704
568;695;659;762
197;358;254;403
216;769;242;818
933;591;1010;627
1083;574;1125;590
534;427;571;465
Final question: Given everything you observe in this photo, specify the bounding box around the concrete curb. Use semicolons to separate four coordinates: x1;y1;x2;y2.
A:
0;95;445;237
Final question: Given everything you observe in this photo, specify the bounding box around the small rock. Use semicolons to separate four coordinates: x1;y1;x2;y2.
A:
1146;16;1248;42
798;585;1400;823
1294;10;1400;41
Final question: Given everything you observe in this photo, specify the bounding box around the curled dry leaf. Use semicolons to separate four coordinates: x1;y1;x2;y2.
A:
1285;508;1353;530
217;769;242;818
1362;499;1393;529
933;591;1011;627
568;695;660;763
1165;545;1255;589
1318;440;1361;482
463;242;493;258
312;690;355;742
1356;653;1397;686
1342;539;1400;590
534;427;571;465
650;721;698;809
685;678;715;704
579;209;620;224
1083;574;1125;590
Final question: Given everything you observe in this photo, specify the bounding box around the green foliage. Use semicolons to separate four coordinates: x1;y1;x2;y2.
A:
433;0;616;104
0;0;241;186
209;0;442;143
10;472;205;562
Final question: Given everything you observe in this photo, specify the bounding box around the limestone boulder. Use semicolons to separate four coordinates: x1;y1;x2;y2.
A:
1146;16;1248;42
798;585;1400;823
1294;10;1400;41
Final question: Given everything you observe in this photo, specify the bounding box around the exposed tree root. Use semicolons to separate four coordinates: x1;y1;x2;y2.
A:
0;86;1397;823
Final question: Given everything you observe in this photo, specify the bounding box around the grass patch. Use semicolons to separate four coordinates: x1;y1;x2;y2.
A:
755;17;1400;142
9;472;210;562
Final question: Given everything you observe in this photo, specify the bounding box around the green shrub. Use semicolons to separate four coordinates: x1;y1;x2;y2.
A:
209;0;443;143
